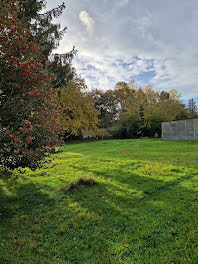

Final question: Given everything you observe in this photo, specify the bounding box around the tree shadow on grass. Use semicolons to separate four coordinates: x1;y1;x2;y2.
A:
1;166;198;263
0;173;60;264
0;172;54;220
0;175;114;264
68;160;195;198
65;164;198;263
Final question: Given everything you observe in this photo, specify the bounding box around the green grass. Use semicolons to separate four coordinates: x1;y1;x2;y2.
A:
1;139;198;264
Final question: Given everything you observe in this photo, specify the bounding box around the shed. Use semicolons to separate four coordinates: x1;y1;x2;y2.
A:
161;118;198;140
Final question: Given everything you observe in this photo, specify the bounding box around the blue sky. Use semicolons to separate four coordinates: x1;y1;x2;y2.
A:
45;0;198;101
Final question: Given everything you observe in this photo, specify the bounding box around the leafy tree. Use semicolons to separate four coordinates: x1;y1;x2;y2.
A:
90;89;119;129
110;82;188;138
14;0;77;88
0;1;69;170
114;81;137;111
57;77;100;140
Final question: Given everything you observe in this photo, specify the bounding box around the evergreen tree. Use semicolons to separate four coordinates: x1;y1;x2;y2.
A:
187;98;198;118
17;0;77;88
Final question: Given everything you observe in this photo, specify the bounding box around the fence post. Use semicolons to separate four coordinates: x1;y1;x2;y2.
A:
194;119;196;140
185;120;187;139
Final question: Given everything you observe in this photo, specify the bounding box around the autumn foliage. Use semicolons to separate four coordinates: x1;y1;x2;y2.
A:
0;1;64;170
90;81;189;138
57;77;100;139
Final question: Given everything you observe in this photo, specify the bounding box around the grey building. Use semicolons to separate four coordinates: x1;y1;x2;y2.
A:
161;118;198;140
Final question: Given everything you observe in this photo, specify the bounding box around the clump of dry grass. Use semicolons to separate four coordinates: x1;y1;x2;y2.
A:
62;177;96;193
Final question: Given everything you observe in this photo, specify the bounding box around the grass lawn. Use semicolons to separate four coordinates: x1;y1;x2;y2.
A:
1;139;198;264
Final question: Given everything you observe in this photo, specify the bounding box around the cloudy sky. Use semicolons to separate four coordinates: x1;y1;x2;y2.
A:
45;0;198;100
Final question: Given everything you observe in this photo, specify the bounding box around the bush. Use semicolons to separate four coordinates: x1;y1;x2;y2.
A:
0;1;64;170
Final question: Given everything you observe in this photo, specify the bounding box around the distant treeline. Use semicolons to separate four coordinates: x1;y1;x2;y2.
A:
59;79;198;140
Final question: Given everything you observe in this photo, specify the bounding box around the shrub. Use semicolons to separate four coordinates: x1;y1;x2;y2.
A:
0;1;64;170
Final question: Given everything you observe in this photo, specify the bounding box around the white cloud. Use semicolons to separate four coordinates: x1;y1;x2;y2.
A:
136;10;152;38
79;10;95;32
111;0;129;13
46;0;198;99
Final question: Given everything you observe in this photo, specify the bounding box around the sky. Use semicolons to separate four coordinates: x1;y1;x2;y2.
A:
45;0;198;101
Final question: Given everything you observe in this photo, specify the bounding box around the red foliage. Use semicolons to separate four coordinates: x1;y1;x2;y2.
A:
0;1;63;171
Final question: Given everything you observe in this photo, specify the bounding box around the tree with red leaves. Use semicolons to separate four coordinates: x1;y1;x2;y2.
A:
0;0;66;170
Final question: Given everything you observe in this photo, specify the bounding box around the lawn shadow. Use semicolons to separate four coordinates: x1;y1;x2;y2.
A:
65;163;198;263
1;160;198;263
0;173;54;220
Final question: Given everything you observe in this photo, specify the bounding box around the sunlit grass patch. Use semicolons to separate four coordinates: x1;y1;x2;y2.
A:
0;139;198;263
